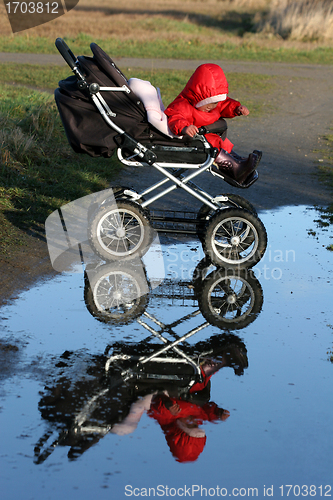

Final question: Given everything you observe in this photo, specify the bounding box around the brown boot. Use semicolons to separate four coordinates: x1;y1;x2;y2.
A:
214;150;258;184
229;150;247;161
253;150;262;165
230;149;262;167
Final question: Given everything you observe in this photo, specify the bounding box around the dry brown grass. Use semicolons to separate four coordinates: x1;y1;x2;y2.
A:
0;0;247;38
0;0;332;45
259;0;333;41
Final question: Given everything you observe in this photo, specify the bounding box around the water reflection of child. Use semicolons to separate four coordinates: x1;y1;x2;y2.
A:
111;354;247;462
165;64;262;184
148;391;229;463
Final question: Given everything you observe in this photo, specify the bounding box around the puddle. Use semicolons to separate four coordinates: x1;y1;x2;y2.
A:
0;205;332;499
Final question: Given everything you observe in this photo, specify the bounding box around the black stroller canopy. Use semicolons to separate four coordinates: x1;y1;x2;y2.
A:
90;43;128;89
55;43;148;158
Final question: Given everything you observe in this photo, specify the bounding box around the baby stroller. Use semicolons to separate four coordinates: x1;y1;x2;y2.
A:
34;332;247;463
54;39;267;269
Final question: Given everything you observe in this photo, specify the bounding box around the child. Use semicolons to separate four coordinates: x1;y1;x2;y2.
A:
165;64;261;184
148;392;229;462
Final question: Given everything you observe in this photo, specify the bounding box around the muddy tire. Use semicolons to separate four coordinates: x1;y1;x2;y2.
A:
87;186;139;223
202;208;267;269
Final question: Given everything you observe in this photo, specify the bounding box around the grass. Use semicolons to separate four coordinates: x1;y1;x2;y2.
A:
0;33;332;65
0;63;72;89
0;64;277;255
260;0;333;42
0;84;120;254
0;0;332;64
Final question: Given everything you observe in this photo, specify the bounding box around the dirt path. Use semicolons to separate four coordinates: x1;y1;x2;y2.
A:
1;55;332;305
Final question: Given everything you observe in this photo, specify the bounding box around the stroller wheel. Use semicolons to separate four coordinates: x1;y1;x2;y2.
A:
88;199;153;261
197;268;263;329
202;208;267;269
84;262;149;324
196;194;258;243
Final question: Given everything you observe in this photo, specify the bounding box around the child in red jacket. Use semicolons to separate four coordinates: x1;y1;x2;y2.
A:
165;64;261;185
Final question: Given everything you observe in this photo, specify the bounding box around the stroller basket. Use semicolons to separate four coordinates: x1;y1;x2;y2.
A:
150;209;199;235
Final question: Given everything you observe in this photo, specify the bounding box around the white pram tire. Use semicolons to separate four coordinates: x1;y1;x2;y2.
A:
202;208;267;269
88;199;153;261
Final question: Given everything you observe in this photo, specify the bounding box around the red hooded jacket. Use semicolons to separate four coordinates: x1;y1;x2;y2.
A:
165;64;241;152
148;395;222;462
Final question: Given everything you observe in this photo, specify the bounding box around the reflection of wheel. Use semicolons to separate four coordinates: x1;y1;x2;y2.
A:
192;257;214;297
88;199;153;261
84;264;149;324
198;268;263;329
202;208;267;268
196;194;257;242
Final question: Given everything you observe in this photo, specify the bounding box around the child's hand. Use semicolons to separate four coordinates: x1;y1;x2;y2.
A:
182;125;199;137
236;105;249;116
168;403;181;415
219;409;230;421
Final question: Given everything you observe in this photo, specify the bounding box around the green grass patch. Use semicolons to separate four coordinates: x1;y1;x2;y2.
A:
0;63;73;90
1;33;333;65
0;84;120;254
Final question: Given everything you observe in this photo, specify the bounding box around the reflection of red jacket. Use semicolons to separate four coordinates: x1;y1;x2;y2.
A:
165;64;240;152
148;395;223;463
148;395;221;427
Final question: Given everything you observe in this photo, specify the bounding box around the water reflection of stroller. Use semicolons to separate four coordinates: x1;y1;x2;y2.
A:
84;257;263;330
35;258;260;463
54;39;267;269
34;333;248;464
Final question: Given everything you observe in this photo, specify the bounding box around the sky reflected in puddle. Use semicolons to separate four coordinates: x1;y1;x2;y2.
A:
0;205;332;499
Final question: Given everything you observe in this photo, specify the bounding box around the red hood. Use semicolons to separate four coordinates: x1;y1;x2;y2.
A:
165;424;206;463
180;64;229;106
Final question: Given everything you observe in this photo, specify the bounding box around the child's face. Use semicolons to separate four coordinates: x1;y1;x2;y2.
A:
196;102;218;112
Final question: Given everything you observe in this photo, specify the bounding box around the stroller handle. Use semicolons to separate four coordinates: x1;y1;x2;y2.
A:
198;119;228;136
55;38;77;70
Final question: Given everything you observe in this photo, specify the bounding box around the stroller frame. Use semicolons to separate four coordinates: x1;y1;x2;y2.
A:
55;39;267;269
105;309;208;384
